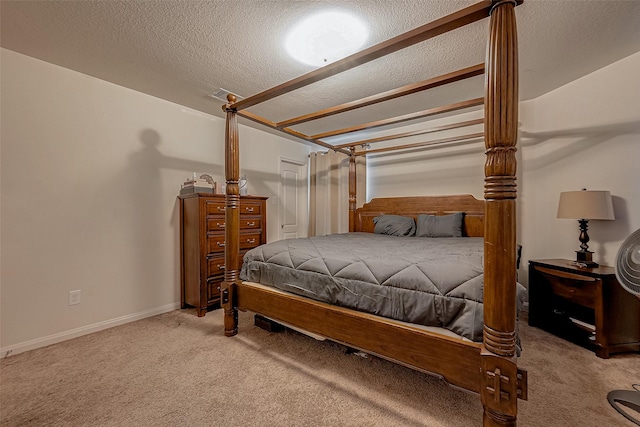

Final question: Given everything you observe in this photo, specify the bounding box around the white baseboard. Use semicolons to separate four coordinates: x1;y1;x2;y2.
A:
1;302;180;358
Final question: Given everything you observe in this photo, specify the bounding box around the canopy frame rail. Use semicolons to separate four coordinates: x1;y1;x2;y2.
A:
237;99;484;156
275;63;485;129
310;97;484;140
335;118;484;150
236;110;351;155
354;132;485;156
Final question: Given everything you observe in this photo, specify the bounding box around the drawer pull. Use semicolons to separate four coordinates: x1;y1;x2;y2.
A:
217;206;226;212
246;221;255;226
217;264;225;270
246;238;256;244
245;207;254;212
217;242;225;247
217;223;225;228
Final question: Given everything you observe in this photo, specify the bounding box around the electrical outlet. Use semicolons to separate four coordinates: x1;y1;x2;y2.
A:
68;290;81;305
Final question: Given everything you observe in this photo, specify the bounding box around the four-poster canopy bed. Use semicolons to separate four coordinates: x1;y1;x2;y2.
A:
218;1;527;425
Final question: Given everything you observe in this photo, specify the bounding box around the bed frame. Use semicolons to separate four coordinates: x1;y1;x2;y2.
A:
219;1;526;425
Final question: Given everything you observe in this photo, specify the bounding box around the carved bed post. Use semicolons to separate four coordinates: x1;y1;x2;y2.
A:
222;94;240;337
482;1;522;426
348;147;357;232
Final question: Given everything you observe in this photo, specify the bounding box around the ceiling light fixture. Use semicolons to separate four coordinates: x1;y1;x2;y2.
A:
285;11;368;67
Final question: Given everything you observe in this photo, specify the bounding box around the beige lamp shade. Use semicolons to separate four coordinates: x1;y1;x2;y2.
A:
557;190;615;220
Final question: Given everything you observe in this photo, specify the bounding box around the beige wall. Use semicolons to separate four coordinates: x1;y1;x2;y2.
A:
521;51;640;278
0;49;310;354
368;51;640;287
366;109;486;200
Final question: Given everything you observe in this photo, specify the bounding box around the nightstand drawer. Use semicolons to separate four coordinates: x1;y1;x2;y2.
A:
535;266;599;308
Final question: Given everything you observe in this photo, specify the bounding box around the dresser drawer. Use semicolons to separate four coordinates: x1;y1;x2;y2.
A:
206;234;227;254
206;254;226;278
205;199;263;217
205;200;226;216
206;250;251;279
240;218;261;230
207;217;227;231
206;278;221;303
535;266;599;308
206;217;262;231
239;233;262;249
240;201;262;216
207;233;262;254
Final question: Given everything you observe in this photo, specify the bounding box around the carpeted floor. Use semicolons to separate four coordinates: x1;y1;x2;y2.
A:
1;309;638;426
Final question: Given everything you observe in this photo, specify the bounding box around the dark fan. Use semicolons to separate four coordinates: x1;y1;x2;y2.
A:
608;228;640;425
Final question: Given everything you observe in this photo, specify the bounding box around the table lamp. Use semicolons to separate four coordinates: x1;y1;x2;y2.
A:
557;189;615;267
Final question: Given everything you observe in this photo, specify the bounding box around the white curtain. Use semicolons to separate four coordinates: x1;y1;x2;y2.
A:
308;151;366;236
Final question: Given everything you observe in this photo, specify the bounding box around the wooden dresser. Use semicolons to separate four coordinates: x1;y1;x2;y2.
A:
528;259;640;358
179;193;267;316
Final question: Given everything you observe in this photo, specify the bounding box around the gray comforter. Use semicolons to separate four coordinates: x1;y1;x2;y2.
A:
240;232;525;342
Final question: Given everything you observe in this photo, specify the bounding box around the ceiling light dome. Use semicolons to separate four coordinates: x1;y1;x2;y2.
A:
285;11;368;67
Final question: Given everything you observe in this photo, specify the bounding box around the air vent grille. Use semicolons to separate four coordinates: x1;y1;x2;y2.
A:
209;88;244;102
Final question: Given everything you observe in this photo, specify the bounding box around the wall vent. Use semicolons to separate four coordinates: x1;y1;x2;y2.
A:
209;88;244;102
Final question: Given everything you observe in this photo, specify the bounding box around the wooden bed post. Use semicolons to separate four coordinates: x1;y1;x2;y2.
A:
222;94;240;337
348;147;357;232
481;1;523;426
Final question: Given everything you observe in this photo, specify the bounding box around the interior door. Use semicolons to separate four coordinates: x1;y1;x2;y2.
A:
279;158;307;240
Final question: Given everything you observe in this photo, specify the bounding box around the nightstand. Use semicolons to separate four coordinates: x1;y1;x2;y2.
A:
528;259;640;358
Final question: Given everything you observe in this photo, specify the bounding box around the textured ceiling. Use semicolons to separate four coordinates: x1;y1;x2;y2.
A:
2;0;640;145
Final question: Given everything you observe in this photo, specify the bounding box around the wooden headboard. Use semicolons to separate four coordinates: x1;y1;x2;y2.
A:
355;194;485;237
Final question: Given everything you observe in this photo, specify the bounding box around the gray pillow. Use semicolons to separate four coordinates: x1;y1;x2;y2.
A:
416;212;464;237
373;215;416;236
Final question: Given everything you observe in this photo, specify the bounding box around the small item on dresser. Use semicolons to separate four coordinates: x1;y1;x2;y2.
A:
199;174;214;185
239;175;248;196
180;173;214;195
180;185;214;195
214;182;226;194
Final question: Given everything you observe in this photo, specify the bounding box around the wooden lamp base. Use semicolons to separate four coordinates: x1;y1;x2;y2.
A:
576;250;598;267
